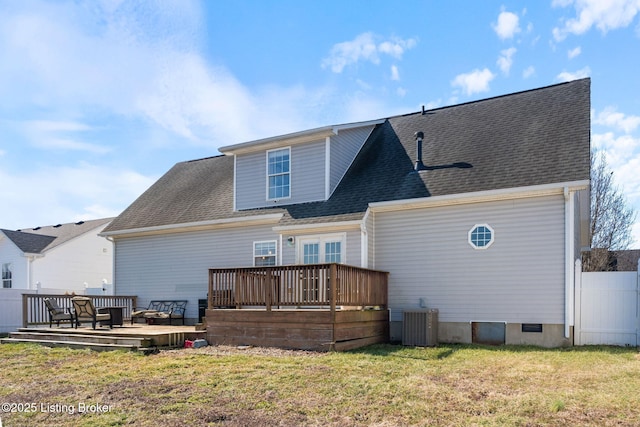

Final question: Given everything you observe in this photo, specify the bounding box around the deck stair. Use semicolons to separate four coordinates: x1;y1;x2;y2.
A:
0;326;204;352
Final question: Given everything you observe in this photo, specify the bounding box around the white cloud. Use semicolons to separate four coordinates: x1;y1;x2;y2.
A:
18;120;111;154
556;66;591;82
0;1;338;150
378;37;417;58
594;107;640;133
568;46;582;58
587;106;640;246
523;65;536;78
322;32;417;73
396;87;406;97
390;65;400;81
492;10;521;39
497;47;517;75
592;131;640;233
322;32;378;73
553;0;640;41
451;68;496;96
0;163;157;230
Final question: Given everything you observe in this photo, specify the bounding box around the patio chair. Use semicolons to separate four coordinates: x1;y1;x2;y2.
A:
43;298;73;327
71;296;112;329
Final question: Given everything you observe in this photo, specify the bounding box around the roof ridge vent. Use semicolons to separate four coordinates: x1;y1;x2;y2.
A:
53;224;62;228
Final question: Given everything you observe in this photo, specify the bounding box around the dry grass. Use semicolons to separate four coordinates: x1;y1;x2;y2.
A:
0;343;639;426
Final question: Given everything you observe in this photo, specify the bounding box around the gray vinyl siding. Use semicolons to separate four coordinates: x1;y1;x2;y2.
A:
235;140;326;210
329;126;374;194
113;224;278;320
345;229;361;266
374;195;565;324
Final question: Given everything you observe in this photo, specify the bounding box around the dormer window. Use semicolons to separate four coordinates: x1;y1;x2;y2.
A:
267;147;290;200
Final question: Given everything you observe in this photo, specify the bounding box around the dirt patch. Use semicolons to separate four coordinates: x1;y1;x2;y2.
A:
161;344;327;358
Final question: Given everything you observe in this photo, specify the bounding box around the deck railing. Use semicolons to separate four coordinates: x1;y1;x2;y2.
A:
208;263;388;312
22;294;137;327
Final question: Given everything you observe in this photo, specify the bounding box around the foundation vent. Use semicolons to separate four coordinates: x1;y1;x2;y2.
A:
402;309;438;346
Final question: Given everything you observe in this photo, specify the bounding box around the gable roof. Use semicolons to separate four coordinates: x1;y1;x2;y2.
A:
1;218;113;254
103;78;590;234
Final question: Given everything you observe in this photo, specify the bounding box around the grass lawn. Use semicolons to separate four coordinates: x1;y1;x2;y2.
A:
0;343;639;426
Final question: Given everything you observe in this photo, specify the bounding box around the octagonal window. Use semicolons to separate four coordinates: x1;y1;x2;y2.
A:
468;224;494;249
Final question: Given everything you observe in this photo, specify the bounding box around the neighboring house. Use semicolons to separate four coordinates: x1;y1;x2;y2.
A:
101;79;591;347
0;218;114;292
608;250;640;271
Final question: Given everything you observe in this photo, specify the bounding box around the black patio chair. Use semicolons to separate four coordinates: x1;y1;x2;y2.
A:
43;298;73;327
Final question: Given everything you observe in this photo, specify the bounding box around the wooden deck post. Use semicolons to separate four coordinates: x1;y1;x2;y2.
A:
22;294;28;328
329;264;337;316
208;270;213;310
265;269;272;312
329;264;337;350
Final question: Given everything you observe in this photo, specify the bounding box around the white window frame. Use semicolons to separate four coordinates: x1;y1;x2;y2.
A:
297;233;346;264
253;240;278;266
266;147;291;201
468;224;495;250
2;262;12;288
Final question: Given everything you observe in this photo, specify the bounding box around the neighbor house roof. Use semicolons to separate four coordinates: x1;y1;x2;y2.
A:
1;218;113;254
103;78;591;234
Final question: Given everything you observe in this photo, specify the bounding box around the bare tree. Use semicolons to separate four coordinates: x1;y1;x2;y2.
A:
583;150;637;271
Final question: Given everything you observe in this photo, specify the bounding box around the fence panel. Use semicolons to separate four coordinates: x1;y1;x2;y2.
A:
576;271;638;346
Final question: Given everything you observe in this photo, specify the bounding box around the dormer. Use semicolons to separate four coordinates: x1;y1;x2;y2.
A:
220;119;384;211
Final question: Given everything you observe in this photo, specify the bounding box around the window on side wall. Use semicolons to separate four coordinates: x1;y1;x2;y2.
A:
254;241;277;266
468;224;494;249
267;147;290;200
2;263;12;288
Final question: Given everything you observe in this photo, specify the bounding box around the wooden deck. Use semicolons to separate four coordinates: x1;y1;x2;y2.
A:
1;324;206;352
208;263;390;351
206;308;389;351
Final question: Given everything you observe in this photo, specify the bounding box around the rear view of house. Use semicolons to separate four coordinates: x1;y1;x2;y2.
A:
102;78;590;348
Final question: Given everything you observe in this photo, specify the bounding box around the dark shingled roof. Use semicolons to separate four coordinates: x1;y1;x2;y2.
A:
1;229;57;253
104;78;590;233
1;218;113;254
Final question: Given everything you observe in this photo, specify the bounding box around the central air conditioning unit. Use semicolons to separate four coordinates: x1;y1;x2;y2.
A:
402;309;438;346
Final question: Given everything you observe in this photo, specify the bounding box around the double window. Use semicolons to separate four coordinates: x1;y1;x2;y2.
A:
253;241;277;266
2;263;12;288
267;148;290;200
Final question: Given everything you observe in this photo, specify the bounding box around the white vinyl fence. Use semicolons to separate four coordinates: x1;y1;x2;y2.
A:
0;286;113;334
0;289;36;334
575;263;639;346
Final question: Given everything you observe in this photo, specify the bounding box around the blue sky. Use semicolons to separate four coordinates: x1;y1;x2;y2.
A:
1;0;640;247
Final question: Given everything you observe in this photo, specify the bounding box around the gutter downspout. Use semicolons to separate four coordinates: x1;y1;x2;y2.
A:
360;209;371;268
564;187;575;339
23;254;42;291
106;236;116;295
